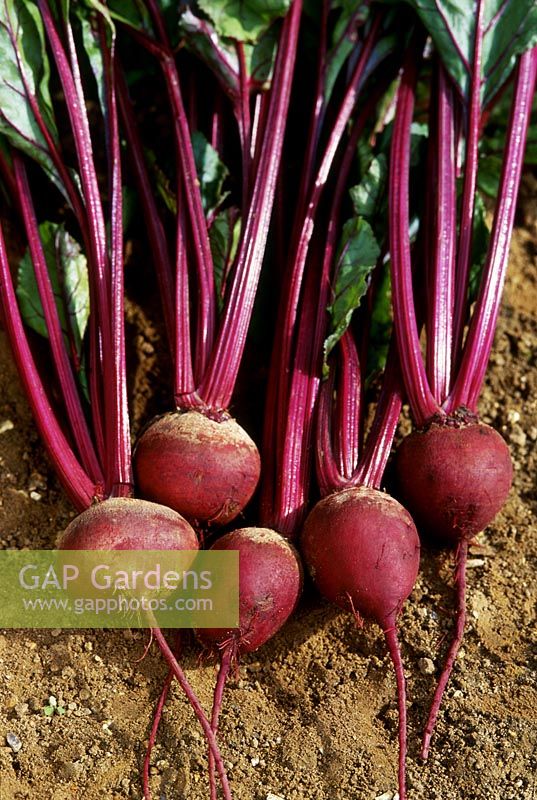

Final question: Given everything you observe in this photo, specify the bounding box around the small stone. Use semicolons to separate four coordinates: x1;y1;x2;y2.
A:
418;657;435;675
14;703;28;718
507;410;521;424
6;733;22;753
252;737;259;748
266;794;286;800
0;420;14;435
48;695;57;708
29;491;42;502
50;629;62;638
250;756;260;767
466;559;485;568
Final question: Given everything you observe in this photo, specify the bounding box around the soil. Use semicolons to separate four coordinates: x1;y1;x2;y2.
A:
0;212;536;800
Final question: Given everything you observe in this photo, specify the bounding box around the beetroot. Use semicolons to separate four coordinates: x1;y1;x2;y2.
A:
196;527;302;800
58;497;199;550
301;486;420;628
134;411;261;526
197;527;303;653
394;416;512;759
395;418;513;546
301;486;420;800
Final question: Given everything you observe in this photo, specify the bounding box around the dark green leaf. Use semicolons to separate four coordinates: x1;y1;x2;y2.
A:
365;259;392;383
477;154;502;197
323;217;380;374
350;153;387;221
209;207;241;311
468;190;490;303
16;221;90;360
197;0;290;43
0;0;60;186
404;0;537;104
192;131;229;216
106;0;152;32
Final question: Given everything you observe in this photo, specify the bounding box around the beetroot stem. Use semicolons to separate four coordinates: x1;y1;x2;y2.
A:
145;0;216;379
421;540;468;761
0;224;96;510
383;624;408;800
426;66;456;404
208;646;233;800
200;0;303;411
116;69;175;347
355;344;404;490
100;21;133;497
389;44;438;427
151;628;233;800
12;155;103;484
447;48;537;412
236;42;252;209
451;0;485;362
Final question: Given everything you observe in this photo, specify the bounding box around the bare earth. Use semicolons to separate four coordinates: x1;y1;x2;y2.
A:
0;209;535;800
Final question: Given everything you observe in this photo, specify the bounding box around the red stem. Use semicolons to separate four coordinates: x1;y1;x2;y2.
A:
235;42;252;209
335;333;362;480
12;155;103;485
355;344;404;490
145;0;216;380
383;623;408;800
0;223;96;510
142;666;175;800
388;46;439;427
151;628;233;800
100;22;132;497
452;0;485;361
447;48;537;412
200;0;303;411
421;541;468;761
38;0;111;470
116;69;175;347
426;66;456;404
174;182;198;407
269;14;382;476
208;646;233;800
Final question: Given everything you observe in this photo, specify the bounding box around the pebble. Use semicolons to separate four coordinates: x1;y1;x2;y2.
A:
14;703;28;717
266;794;286;800
29;491;42;501
375;793;399;800
251;756;260;767
418;657;435;675
466;559;485;568
0;420;14;434
6;732;22;753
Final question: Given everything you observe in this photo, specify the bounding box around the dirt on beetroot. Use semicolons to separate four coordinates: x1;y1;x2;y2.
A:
0;204;535;800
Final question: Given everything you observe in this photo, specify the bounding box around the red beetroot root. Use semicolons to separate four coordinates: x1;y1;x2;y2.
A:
58;497;198;550
395;419;513;546
197;527;303;653
301;486;420;625
197;527;302;800
134;411;261;526
300;486;420;800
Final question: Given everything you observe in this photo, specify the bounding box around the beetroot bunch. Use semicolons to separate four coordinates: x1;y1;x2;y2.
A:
0;1;535;799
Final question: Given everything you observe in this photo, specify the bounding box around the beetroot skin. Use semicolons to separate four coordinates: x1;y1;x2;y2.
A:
301;486;420;628
395;420;513;545
134;411;261;526
197;527;303;653
58;497;199;551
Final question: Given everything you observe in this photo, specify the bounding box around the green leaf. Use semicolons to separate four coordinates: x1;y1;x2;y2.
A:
43;705;54;717
16;222;90;360
467;190;490;303
106;0;152;32
350;153;387;221
191;131;229;216
365;259;392;383
197;0;290;43
403;0;537;104
179;9;280;92
209;208;241;312
0;0;60;186
323;217;380;374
